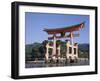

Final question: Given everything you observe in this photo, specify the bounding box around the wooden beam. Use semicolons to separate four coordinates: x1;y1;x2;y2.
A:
48;33;79;40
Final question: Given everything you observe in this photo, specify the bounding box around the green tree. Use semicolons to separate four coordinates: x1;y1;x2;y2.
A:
39;46;45;58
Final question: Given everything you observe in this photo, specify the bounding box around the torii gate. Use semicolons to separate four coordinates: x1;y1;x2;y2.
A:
43;22;85;62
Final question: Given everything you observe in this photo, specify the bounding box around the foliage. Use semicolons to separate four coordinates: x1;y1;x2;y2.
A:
25;41;89;61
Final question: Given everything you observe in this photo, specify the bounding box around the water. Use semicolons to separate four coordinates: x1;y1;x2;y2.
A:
25;59;89;68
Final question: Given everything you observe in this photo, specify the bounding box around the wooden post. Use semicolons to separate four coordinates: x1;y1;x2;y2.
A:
45;43;49;62
52;34;56;61
70;32;74;45
57;45;60;61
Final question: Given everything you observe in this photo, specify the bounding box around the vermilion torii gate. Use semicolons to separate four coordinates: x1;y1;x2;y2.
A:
43;22;85;63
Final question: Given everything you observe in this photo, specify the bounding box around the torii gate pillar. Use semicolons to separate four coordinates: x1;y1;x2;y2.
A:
52;34;56;61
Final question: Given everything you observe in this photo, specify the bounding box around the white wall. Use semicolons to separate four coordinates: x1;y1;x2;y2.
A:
0;0;99;81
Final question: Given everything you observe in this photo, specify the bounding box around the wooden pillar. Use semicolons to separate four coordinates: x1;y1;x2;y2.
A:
70;32;74;59
52;34;56;56
58;46;60;56
45;43;49;62
66;41;70;59
70;32;73;45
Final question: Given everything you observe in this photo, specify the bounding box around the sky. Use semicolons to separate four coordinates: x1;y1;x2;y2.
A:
25;12;89;44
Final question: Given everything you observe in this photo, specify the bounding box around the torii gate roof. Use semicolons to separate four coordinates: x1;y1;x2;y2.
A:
44;22;85;34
